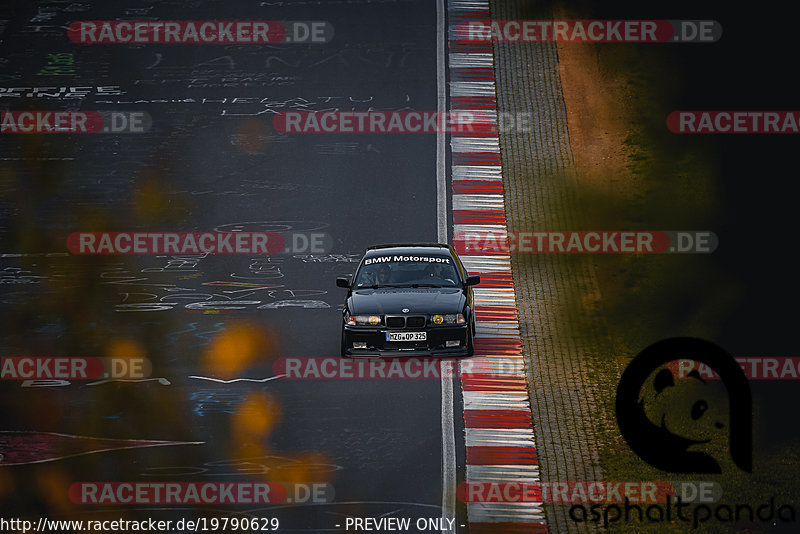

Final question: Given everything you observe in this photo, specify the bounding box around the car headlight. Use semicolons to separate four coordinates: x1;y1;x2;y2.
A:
346;315;382;326
431;313;465;325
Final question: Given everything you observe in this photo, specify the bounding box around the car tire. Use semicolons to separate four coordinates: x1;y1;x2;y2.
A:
466;317;475;357
340;326;348;358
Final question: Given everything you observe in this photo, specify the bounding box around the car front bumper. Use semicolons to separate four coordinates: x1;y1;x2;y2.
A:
342;324;470;357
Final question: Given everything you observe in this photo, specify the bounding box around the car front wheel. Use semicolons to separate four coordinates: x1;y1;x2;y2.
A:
466;317;475;357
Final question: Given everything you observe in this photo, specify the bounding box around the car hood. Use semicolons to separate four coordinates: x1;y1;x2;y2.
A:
348;287;466;315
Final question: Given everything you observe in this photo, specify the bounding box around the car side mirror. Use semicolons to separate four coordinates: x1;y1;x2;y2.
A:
336;277;351;288
465;275;480;286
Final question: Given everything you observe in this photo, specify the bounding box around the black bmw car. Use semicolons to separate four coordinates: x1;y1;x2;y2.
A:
337;243;480;357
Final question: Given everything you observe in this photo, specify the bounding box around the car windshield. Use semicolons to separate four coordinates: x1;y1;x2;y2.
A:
354;257;460;288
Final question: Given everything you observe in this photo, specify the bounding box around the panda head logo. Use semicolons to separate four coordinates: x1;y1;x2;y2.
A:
616;337;751;473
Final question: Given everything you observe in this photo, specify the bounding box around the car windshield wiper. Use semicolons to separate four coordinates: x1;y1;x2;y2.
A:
365;284;405;289
409;283;442;288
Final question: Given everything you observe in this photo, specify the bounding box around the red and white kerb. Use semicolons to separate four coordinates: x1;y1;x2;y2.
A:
448;0;547;531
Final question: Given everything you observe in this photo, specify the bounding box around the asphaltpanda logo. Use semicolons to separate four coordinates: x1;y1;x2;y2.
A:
616;337;752;473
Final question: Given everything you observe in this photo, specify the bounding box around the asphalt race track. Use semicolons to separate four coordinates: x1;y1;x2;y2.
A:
4;1;800;533
0;0;467;531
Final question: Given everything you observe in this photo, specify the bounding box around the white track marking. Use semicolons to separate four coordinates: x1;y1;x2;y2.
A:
437;0;456;530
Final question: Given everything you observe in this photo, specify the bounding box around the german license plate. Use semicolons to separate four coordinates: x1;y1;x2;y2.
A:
386;331;426;342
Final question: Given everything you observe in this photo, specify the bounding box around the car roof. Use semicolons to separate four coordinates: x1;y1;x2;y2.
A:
364;243;453;257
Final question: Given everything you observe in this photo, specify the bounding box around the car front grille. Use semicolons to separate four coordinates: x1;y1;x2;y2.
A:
385;315;427;328
386;316;405;328
406;316;426;328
